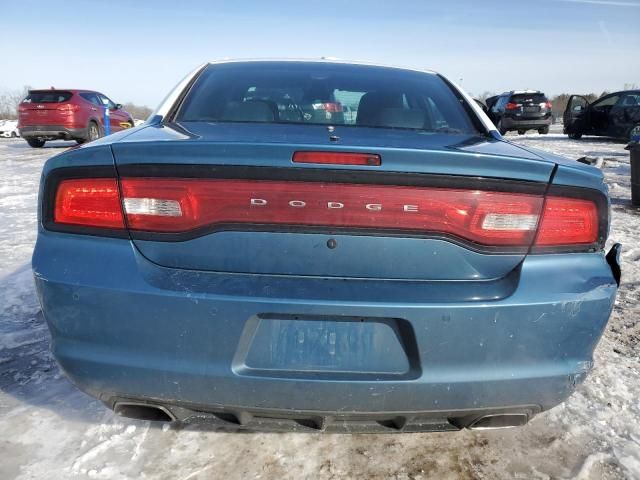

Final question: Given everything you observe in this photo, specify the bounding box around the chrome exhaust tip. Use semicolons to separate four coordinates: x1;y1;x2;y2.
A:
113;402;175;422
468;413;529;430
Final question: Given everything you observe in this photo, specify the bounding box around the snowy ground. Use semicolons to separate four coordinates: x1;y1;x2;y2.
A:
1;127;639;480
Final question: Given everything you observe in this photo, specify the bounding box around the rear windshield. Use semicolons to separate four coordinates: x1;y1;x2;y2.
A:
177;63;478;134
23;91;73;103
510;93;547;104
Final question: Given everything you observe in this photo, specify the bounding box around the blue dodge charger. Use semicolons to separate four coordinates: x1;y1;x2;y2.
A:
33;60;621;432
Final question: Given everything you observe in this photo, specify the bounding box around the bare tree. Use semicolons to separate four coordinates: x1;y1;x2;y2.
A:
0;85;30;119
122;102;153;121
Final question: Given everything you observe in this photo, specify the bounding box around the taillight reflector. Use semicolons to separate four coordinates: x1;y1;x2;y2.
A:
535;196;598;246
54;178;124;229
293;151;381;166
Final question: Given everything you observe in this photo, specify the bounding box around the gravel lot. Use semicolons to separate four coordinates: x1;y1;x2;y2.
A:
1;126;638;479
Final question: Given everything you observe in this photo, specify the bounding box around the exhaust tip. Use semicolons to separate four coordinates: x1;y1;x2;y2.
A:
114;402;175;422
468;413;529;430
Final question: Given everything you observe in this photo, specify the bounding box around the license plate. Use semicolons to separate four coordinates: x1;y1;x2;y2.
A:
240;316;411;376
524;106;539;113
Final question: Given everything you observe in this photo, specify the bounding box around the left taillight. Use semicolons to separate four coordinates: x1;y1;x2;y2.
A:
54;178;125;229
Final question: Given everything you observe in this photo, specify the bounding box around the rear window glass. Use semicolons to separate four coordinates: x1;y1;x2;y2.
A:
23;91;73;103
177;63;478;134
510;93;547;104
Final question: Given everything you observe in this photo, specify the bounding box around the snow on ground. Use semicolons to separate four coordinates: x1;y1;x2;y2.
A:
0;127;639;480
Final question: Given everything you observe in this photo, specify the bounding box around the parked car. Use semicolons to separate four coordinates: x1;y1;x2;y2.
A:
0;119;20;138
563;90;640;141
488;90;553;135
33;60;620;432
18;89;134;148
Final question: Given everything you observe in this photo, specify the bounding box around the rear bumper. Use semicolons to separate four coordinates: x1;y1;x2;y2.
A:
19;125;86;140
32;232;618;430
502;116;552;130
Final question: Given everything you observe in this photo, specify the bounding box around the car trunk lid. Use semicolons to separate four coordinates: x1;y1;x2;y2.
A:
111;123;555;281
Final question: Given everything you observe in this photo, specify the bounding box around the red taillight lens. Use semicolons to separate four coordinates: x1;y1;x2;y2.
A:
54;178;125;229
312;102;343;113
505;102;520;110
535;196;598;246
324;102;343;113
119;178;545;246
545;101;553;109
57;103;80;114
50;177;603;250
293;151;381;166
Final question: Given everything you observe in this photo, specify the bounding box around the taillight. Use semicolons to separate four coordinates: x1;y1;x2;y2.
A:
48;176;604;251
311;102;343;113
505;102;520;110
293;151;381;166
57;103;80;114
54;178;125;229
545;101;553;109
118;178;544;246
535;196;598;246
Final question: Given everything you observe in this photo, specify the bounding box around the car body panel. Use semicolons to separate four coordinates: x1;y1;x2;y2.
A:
32;231;616;415
32;61;618;429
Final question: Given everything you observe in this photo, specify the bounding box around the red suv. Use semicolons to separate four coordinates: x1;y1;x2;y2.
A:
18;89;134;148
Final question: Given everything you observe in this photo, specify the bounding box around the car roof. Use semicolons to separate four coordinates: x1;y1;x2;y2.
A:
502;90;544;95
28;89;102;94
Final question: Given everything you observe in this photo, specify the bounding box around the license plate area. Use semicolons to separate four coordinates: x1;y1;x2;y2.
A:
233;314;420;380
523;106;540;113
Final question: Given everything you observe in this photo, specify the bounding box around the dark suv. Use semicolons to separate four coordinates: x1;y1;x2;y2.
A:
18;89;134;148
563;90;640;140
487;91;552;135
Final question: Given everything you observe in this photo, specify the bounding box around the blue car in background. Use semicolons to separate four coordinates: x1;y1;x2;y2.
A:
33;60;621;432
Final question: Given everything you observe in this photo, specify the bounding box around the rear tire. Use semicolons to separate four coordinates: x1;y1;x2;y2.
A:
497;120;508;136
26;138;45;148
538;126;549;135
87;121;100;142
10;131;17;138
568;132;583;140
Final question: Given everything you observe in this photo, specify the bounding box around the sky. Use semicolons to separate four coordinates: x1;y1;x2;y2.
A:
2;0;639;107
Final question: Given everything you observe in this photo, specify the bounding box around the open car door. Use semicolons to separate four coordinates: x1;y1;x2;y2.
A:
563;95;589;137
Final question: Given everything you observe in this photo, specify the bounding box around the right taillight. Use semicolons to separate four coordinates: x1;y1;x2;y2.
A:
534;196;599;246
